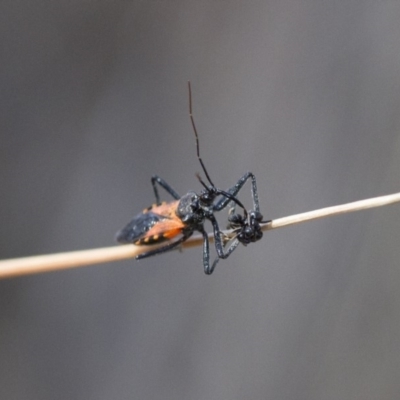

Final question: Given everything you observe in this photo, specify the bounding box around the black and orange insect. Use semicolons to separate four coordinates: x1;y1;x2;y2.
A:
116;82;268;274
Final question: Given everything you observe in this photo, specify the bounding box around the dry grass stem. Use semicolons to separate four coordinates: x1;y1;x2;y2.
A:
1;191;399;279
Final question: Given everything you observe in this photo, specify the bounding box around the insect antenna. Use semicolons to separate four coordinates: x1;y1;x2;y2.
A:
188;81;248;217
196;172;210;191
188;81;216;189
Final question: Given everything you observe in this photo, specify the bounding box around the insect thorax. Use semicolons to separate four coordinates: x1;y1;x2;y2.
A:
176;191;205;224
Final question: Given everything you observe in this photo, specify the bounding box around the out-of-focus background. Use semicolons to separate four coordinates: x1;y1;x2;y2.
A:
1;1;400;399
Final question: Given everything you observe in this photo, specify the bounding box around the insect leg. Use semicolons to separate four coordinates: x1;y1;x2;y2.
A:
213;172;260;213
197;225;214;275
207;214;238;260
135;231;192;260
151;175;180;204
208;238;241;275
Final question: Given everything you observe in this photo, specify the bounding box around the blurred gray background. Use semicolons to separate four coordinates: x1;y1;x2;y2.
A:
1;1;400;399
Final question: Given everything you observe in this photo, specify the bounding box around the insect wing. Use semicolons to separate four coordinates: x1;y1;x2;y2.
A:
116;211;162;244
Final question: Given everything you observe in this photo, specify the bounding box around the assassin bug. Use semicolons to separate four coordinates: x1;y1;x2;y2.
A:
116;82;267;274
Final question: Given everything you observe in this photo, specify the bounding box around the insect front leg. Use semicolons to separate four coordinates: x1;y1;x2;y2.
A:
207;214;240;261
221;238;241;259
151;175;180;204
213;172;261;213
198;225;215;275
198;223;234;275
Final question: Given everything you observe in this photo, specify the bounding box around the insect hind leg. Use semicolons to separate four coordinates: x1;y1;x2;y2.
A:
151;175;180;204
136;232;192;260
